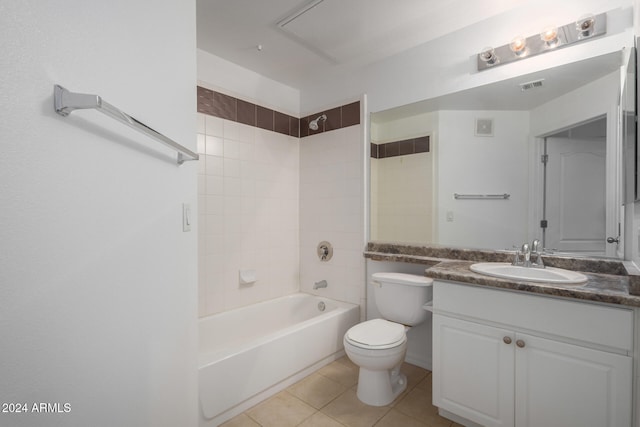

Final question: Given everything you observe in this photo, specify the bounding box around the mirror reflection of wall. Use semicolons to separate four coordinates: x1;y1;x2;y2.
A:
370;51;625;256
370;113;435;244
437;110;529;250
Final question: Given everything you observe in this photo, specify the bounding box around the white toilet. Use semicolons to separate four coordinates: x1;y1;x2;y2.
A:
343;272;433;406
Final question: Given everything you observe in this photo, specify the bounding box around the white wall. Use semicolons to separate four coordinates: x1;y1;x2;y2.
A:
197;49;300;117
530;71;620;136
300;0;633;114
370;111;437;243
372;154;434;243
197;114;299;316
371;111;438;143
299;125;366;309
0;1;197;426
437;110;530;250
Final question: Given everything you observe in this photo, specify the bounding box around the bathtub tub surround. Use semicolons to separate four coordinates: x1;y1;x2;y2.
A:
198;293;359;426
344;272;433;406
196;85;364;317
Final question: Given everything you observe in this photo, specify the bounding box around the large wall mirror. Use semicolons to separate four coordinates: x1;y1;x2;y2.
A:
370;49;634;259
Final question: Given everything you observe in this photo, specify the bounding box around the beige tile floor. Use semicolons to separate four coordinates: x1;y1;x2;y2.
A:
221;356;464;427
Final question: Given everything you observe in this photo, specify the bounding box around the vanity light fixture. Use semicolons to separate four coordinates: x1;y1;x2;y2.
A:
477;12;606;71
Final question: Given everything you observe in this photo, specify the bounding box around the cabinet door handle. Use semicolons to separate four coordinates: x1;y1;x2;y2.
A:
516;339;525;348
503;336;512;344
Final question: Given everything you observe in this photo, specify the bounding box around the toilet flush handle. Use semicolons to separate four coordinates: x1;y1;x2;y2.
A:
370;280;382;288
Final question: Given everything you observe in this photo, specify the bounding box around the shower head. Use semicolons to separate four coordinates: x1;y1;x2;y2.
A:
309;114;327;131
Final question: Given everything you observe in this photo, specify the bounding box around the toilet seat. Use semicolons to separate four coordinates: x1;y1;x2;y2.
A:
345;319;406;350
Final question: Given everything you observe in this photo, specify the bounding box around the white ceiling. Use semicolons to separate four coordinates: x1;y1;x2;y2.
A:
196;0;533;89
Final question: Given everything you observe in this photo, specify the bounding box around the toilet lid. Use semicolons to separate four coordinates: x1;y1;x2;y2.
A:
346;319;405;348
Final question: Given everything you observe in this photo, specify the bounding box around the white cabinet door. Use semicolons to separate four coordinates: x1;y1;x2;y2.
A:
433;315;515;427
515;333;632;427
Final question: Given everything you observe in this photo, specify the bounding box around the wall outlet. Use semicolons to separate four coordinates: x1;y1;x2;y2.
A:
446;211;454;222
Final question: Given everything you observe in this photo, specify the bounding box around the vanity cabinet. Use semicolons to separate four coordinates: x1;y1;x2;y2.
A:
432;281;633;427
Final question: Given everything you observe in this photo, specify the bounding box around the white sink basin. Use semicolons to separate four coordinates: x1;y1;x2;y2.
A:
470;262;588;285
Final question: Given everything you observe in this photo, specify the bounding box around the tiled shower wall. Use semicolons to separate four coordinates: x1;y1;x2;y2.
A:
197;86;363;317
299;125;366;309
197;113;300;316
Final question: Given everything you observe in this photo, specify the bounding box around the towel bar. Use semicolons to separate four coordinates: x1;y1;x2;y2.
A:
54;85;199;165
453;193;510;200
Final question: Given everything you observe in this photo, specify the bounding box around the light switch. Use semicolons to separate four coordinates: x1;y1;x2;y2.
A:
183;203;191;232
446;211;454;222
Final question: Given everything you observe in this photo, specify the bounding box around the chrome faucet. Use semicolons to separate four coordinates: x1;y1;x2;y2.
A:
521;243;531;267
512;240;545;268
530;239;545;268
314;280;328;290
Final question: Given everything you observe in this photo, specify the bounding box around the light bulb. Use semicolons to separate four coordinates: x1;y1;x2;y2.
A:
479;47;498;65
509;36;527;56
540;26;559;47
576;14;595;38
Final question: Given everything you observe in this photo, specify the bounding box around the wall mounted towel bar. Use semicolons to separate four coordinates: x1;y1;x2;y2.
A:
454;193;510;200
53;85;199;165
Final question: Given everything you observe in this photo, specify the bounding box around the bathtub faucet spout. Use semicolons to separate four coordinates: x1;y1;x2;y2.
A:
314;280;328;290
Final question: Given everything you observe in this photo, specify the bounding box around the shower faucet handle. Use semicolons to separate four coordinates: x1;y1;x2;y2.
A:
317;241;333;261
319;245;329;260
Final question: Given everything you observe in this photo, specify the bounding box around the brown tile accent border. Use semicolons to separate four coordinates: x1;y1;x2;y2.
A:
302;101;361;138
197;86;215;116
197;86;299;138
196;86;359;139
372;136;430;159
256;105;274;131
237;99;256;127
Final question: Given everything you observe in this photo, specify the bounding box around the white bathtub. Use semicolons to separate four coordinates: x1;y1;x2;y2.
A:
198;293;360;426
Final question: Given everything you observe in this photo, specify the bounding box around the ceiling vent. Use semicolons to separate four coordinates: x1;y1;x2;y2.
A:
519;79;545;91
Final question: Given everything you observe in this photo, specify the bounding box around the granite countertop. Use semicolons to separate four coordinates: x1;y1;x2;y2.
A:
425;260;640;308
364;242;640;308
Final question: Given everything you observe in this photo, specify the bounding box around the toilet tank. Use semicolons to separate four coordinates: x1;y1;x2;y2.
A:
371;272;433;326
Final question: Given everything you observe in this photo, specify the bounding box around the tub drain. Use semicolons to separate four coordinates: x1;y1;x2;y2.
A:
317;301;326;312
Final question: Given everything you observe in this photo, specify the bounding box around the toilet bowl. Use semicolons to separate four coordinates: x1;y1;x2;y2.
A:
343;272;433;406
344;318;408;406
